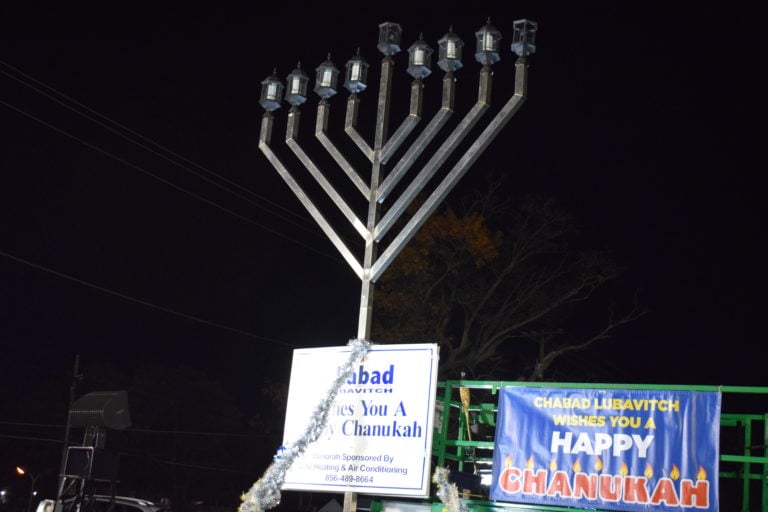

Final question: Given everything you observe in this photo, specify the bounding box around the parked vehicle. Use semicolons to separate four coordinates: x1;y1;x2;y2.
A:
36;495;168;512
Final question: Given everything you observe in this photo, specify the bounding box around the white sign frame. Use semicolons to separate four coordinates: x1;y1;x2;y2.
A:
281;343;440;497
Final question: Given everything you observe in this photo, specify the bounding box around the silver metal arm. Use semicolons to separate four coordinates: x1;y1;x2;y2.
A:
344;93;374;161
371;57;529;281
374;65;493;242
377;72;456;203
316;101;371;199
285;107;368;239
258;113;364;279
380;78;423;163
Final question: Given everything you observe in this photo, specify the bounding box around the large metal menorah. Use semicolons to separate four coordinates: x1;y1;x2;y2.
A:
257;19;535;509
259;18;536;342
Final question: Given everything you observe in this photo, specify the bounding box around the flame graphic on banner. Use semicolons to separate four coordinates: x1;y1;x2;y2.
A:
619;462;628;476
644;463;654;479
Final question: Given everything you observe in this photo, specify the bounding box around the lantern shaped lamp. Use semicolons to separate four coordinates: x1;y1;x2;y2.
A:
474;18;502;65
377;21;402;56
314;54;340;100
511;19;538;57
437;26;464;73
407;34;433;79
259;69;284;112
285;63;309;107
344;49;369;94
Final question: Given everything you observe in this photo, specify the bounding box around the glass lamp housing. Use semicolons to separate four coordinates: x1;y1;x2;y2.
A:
259;70;284;112
314;55;339;99
407;36;433;79
437;27;464;72
377;21;402;56
511;19;538;57
344;50;369;94
285;63;309;106
474;19;502;65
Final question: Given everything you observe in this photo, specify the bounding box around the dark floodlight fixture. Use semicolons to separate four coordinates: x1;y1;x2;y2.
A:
344;48;369;94
511;19;538;57
69;391;131;430
314;54;340;99
377;21;402;56
259;69;284;112
474;18;502;65
437;26;464;73
285;62;309;107
407;34;433;79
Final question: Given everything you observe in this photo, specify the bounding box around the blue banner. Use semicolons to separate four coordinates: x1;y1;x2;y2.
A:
490;387;721;511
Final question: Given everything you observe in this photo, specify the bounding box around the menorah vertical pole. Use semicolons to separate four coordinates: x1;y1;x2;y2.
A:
357;54;394;341
346;49;395;512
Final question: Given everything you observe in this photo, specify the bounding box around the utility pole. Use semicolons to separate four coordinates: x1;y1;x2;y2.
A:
56;355;82;503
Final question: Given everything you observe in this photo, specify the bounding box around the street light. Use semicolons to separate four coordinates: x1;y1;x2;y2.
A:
254;17;537;512
16;466;50;512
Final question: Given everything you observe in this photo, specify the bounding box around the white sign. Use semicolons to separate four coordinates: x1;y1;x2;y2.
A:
281;343;440;497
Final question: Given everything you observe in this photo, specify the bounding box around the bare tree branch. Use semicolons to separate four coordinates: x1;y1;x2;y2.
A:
373;182;646;381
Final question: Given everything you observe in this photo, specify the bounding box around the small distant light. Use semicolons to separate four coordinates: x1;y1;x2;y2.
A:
475;18;502;65
344;49;369;94
314;54;340;99
259;69;284;112
285;63;309;107
437;26;464;73
377;22;402;56
510;19;538;57
407;34;433;79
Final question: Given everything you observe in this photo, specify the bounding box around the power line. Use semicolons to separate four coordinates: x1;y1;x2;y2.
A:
125;428;257;438
0;248;298;348
0;97;344;264
0;59;320;237
0;433;64;444
0;422;63;428
0;421;268;438
147;455;258;476
0;62;356;349
0;358;71;376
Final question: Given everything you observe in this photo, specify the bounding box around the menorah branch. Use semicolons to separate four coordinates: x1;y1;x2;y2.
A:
317;101;371;198
259;114;364;279
370;56;530;282
374;66;492;242
286;108;368;238
344;94;373;161
378;72;456;203
381;78;423;163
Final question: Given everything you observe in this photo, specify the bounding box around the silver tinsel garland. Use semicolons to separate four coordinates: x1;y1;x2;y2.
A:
238;338;372;512
432;466;468;512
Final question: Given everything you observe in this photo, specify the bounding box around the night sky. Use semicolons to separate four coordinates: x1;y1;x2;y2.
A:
1;0;765;469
